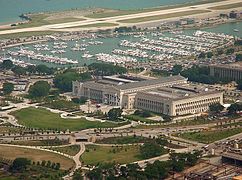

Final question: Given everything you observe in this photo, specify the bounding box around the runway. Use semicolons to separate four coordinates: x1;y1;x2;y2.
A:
0;0;241;35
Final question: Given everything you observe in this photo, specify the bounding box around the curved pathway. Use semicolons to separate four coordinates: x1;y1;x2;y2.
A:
0;142;86;180
63;143;86;180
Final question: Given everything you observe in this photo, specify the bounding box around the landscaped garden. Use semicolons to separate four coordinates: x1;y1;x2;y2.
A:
178;128;242;143
81;139;168;166
11;107;129;131
81;145;142;166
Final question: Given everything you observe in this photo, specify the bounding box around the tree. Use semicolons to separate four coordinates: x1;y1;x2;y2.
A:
134;110;152;117
88;63;127;76
140;142;166;159
2;82;14;95
228;103;242;115
54;71;91;92
237;79;242;90
26;65;36;74
35;64;53;75
172;160;185;172
226;48;235;55
41;160;46;166
217;49;224;56
172;64;182;75
207;51;213;58
1;60;13;70
198;52;206;58
11;66;26;77
72;97;87;104
235;39;242;46
55;163;60;170
73;170;83;180
108;108;122;121
144;161;169;179
28;81;50;98
209;103;224;114
10;158;31;172
86;167;103;180
235;54;242;62
180;65;227;84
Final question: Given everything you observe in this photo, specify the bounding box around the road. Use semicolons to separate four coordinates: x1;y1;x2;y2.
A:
0;0;241;35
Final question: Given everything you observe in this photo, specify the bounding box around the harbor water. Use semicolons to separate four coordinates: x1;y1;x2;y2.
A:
2;21;241;68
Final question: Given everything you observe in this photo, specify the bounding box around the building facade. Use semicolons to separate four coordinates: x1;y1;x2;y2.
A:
73;75;223;117
210;64;242;81
136;89;223;116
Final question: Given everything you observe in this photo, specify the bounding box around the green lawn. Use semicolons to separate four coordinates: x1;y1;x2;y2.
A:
3;14;85;29
9;139;69;146
11;107;129;131
86;0;225;19
51;145;80;156
209;2;242;10
72;22;118;28
96;136;151;144
118;10;210;23
179;128;242;143
0;145;74;170
81;145;142;165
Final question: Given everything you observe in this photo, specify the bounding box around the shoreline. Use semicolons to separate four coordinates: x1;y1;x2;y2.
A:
0;0;228;27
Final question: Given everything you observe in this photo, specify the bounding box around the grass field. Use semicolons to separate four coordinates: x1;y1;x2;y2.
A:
11;107;128;131
81;145;142;165
209;2;242;10
9;139;69;146
118;10;210;23
73;22;118;28
96;136;151;144
0;145;74;170
3;14;85;30
86;0;225;19
51;145;80;156
179;128;242;143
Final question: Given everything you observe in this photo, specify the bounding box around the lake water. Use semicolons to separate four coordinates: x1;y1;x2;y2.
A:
0;0;198;24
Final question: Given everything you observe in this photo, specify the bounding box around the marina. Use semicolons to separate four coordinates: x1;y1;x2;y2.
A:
0;21;241;68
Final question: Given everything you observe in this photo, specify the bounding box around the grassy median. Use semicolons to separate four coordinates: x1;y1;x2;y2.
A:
179;128;242;144
86;0;225;19
209;2;242;10
118;10;211;23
